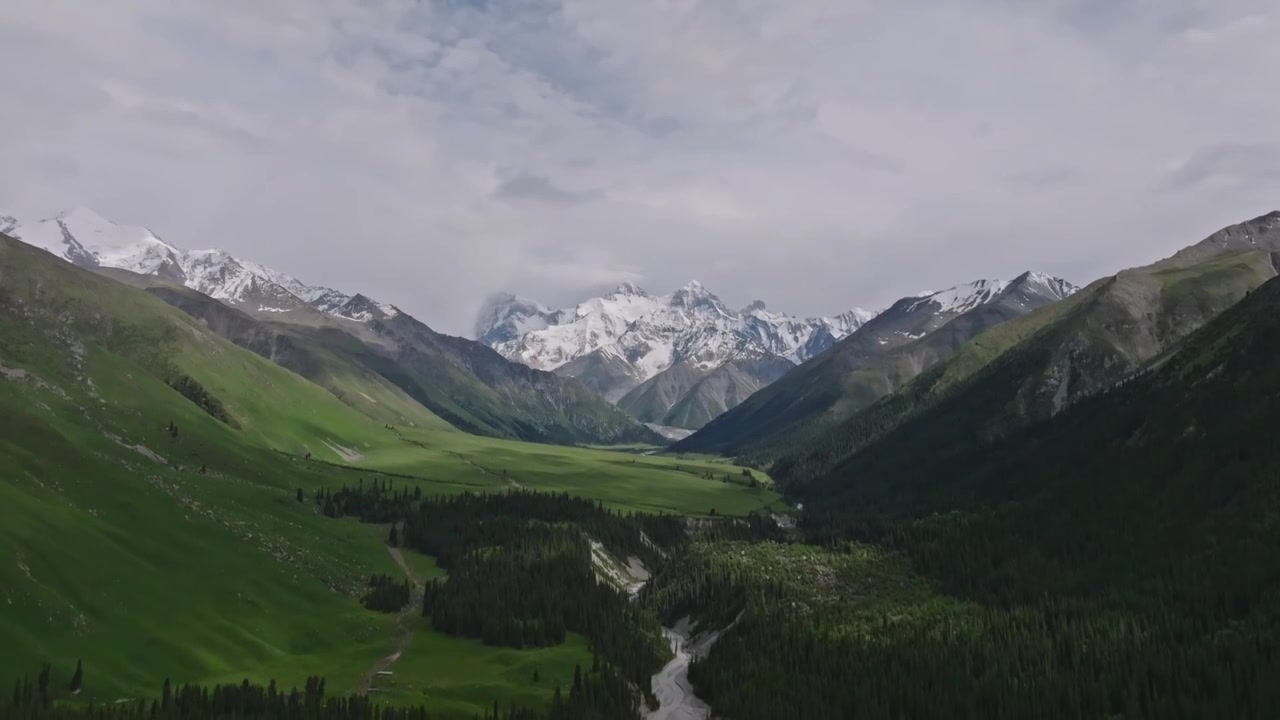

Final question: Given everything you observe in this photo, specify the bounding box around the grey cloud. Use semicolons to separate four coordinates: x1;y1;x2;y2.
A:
493;172;594;204
1166;143;1280;190
1005;165;1082;190
1;0;1278;336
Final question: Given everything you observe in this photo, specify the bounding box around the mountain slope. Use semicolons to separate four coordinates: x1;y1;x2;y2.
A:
5;207;663;447
618;356;795;429
97;268;456;432
478;283;875;410
807;249;1280;593
776;211;1280;488
673;272;1076;459
102;268;662;446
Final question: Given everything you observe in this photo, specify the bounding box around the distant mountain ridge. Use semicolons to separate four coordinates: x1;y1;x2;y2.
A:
769;210;1280;489
474;282;877;427
672;271;1079;457
0;207;397;324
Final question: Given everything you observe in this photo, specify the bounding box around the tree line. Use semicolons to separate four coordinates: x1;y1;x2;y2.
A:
318;485;683;700
5;668;642;720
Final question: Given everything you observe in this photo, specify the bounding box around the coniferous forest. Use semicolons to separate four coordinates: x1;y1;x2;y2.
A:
318;487;677;699
632;274;1280;719
4;670;639;720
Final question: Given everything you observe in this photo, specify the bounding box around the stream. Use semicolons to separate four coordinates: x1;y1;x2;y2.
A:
622;554;719;720
643;617;715;720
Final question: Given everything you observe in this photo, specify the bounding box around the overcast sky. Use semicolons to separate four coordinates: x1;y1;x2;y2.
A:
2;1;1278;336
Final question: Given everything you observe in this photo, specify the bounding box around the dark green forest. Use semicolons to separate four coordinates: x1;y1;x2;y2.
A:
5;670;638;720
633;275;1280;719
318;487;680;697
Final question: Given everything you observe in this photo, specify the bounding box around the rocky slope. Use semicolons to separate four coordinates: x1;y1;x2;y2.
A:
3;208;663;446
672;272;1078;458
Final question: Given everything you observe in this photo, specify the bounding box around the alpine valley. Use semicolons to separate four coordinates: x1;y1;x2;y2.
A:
6;200;1280;720
11;5;1280;718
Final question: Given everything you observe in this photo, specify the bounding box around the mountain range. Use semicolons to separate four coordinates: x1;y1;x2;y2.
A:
1;207;662;446
718;210;1280;487
475;283;877;429
482;273;1078;433
671;271;1078;456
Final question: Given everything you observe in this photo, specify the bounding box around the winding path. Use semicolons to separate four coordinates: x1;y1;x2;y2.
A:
356;546;425;693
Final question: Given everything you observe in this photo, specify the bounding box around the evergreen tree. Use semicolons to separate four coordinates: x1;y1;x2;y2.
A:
36;663;50;708
69;659;82;693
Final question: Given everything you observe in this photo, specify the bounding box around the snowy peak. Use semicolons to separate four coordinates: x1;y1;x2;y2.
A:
474;292;557;345
334;294;400;323
2;206;396;324
1008;271;1078;301
905;273;1076;316
909;278;1009;314
475;282;878;395
611;281;648;297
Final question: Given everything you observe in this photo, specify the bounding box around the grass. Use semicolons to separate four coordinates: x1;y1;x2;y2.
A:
365;428;780;516
372;627;591;717
0;237;773;710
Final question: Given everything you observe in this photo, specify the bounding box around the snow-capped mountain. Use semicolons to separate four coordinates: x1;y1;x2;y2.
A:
672;270;1080;447
1;207;399;323
474;281;877;404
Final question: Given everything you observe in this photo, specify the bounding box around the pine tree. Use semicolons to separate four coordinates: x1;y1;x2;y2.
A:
69;659;83;693
37;663;50;707
389;524;399;547
296;488;304;503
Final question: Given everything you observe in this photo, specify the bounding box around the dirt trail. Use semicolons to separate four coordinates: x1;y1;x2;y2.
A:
392;431;523;489
356;546;425;693
447;450;524;489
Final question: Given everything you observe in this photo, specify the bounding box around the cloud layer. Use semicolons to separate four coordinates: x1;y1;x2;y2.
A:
1;0;1277;334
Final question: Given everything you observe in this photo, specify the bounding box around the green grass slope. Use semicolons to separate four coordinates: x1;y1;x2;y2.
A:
808;254;1280;613
773;213;1280;489
99;272;455;433
0;235;779;711
675;272;1070;464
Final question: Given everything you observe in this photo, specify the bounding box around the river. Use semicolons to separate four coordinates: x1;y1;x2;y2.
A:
619;554;721;719
644;618;714;720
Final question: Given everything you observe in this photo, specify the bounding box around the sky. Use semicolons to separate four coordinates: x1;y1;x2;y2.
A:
1;0;1278;336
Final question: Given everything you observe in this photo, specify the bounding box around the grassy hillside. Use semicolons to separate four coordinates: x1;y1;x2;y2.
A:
772;217;1280;489
673;272;1069;463
0;236;777;712
644;269;1280;719
105;269;664;448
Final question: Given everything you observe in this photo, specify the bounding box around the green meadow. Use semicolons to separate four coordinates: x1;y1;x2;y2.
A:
0;237;776;712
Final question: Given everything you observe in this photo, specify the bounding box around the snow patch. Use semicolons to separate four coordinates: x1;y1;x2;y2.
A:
322;440;364;463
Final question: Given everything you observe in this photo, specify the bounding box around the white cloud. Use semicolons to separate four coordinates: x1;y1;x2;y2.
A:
1;0;1278;335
